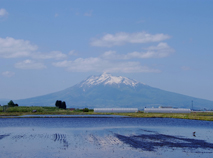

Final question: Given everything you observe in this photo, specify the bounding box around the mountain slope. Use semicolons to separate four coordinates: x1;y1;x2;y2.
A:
15;73;213;109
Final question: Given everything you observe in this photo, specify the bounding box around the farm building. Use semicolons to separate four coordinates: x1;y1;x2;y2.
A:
144;107;191;113
94;108;138;113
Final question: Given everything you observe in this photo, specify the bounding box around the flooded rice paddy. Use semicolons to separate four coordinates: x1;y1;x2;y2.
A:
0;117;213;158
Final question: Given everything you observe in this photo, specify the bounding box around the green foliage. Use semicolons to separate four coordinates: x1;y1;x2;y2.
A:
8;100;14;107
2;106;64;113
61;101;66;109
73;108;83;112
83;108;89;112
2;105;9;112
89;109;94;112
55;100;62;108
42;107;60;111
55;100;66;109
6;106;44;112
8;100;18;107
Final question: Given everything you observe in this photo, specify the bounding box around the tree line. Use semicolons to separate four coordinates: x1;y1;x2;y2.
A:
7;100;19;107
55;100;66;109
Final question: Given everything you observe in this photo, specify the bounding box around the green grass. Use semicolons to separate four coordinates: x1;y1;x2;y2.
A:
5;106;44;112
0;106;95;116
113;112;213;121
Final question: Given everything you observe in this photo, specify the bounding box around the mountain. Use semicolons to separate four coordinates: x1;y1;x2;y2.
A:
15;73;213;110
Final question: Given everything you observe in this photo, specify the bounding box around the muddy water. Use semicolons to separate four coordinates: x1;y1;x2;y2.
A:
0;117;213;158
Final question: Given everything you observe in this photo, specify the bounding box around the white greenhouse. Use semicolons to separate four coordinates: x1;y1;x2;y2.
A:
94;108;138;113
144;107;191;113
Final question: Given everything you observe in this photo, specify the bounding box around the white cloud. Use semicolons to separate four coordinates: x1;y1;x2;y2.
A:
104;62;160;73
0;37;67;60
0;8;8;17
53;58;102;72
102;43;174;60
102;51;119;59
32;51;67;60
54;42;171;73
15;59;46;69
53;57;160;73
91;32;170;47
127;42;175;59
68;50;77;56
2;71;15;77
0;37;38;58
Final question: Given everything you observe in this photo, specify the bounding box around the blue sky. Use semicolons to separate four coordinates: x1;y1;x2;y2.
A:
0;0;213;101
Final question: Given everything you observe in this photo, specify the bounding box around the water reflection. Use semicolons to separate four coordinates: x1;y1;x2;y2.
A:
115;130;213;152
0;118;213;158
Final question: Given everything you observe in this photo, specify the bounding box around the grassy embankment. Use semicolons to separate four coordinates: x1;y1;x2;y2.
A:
0;106;94;116
116;112;213;121
0;106;213;121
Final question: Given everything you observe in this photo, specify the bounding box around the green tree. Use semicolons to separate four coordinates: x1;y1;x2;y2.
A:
55;100;62;108
83;108;89;112
8;100;14;106
7;100;18;107
8;100;15;107
61;101;66;109
55;100;66;109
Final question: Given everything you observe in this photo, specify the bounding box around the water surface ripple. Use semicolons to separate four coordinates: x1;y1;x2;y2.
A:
0;117;213;158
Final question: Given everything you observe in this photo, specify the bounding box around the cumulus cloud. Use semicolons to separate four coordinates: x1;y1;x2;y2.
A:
127;42;175;59
53;58;102;72
53;42;173;73
0;8;8;17
0;37;38;58
53;57;160;73
2;71;15;77
15;59;46;69
0;37;67;60
91;32;170;47
102;43;174;60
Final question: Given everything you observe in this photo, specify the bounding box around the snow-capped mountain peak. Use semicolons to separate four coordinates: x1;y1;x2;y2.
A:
80;73;144;87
